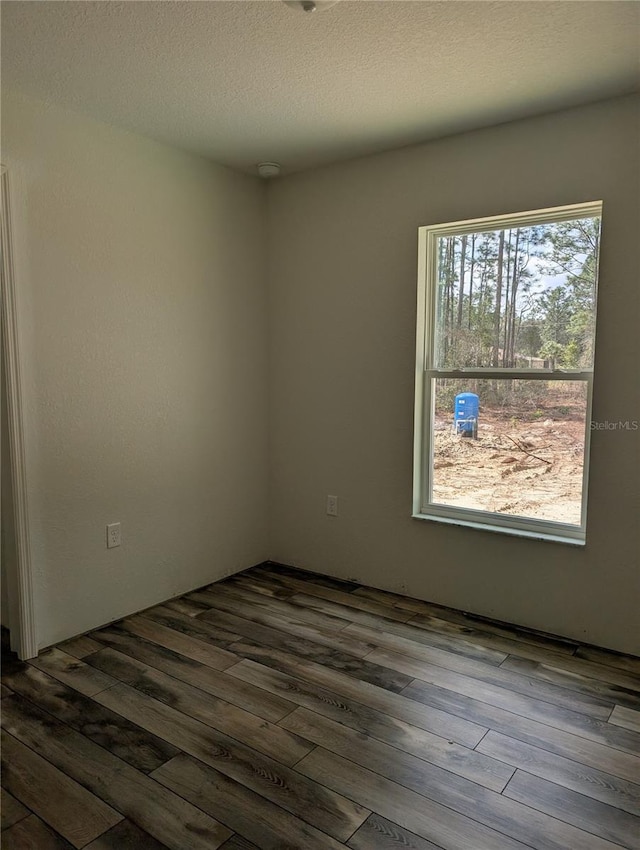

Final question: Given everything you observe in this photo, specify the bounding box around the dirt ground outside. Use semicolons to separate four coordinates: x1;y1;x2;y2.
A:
432;387;586;525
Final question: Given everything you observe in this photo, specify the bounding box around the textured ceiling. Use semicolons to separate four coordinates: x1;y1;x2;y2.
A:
2;1;639;174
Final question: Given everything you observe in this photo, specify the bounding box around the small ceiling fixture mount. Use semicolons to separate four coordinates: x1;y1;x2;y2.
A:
257;162;281;179
283;1;340;13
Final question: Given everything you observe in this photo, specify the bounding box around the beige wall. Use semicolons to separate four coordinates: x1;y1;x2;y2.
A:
267;95;640;655
3;89;638;655
2;90;270;649
1;357;17;628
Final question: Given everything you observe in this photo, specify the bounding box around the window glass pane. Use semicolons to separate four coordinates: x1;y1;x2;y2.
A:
431;379;588;526
434;217;601;370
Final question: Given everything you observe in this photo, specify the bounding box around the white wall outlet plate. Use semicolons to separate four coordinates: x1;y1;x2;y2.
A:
326;495;338;516
106;522;121;548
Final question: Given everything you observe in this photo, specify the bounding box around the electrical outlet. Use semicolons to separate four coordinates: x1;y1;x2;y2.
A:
326;495;338;517
106;522;121;548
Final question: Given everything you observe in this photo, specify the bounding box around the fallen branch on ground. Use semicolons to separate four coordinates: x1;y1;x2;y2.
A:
506;435;552;464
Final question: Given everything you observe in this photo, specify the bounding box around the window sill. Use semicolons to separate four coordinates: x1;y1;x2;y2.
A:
412;511;586;546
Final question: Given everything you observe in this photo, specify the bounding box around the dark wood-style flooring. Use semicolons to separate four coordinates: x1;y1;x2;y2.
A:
2;562;639;850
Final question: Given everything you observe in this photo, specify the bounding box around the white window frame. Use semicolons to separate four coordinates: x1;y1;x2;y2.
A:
413;201;602;545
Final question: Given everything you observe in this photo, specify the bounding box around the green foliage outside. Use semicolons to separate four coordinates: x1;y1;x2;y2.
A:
434;216;599;415
436;216;599;370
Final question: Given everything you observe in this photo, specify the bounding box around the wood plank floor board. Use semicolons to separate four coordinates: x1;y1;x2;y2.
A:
225;638;411;693
500;655;640;712
347;813;445;850
500;644;640;693
244;571;408;626
1;814;75;850
276;589;425;635
1;728;123;848
477;730;640;817
233;578;511;667
209;577;356;630
57;636;103;660
544;654;640;694
250;567;415;623
351;584;456;617
257;562;363;593
503;770;640;850
1;787;30;831
84;819;170;850
198;607;413;693
296;747;531;850
610;705;640;733
281;702;511;799
89;625;295;722
232;575;502;670
152;753;356;850
224;572;299;601
575;645;640;676
403;678;640;783
369;647;640;755
117;615;237;671
342;617;509;667
162;596;214;617
3;567;638;850
1;695;232;850
350;586;579;657
1;683;13;698
345;623;613;719
28;648;117;697
219;836;261;850
94;681;369;842
2;663;179;773
228;659;510;789
85;647;312;766
282;587;571;670
226;645;488;747
192;585;377;657
406;613;581;666
141;605;242;647
280;707;622;850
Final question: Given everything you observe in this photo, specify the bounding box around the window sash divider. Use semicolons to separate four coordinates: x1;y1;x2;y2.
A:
426;369;592;381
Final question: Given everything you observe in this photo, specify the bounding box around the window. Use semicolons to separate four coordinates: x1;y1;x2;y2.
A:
413;202;602;544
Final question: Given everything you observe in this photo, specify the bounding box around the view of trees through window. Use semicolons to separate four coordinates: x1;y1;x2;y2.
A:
435;216;600;373
429;214;600;528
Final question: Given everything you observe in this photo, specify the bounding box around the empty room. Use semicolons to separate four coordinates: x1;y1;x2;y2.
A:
1;1;639;849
